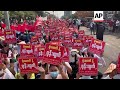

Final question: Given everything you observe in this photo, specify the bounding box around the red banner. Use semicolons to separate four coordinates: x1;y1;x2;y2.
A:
4;30;17;44
62;47;69;62
20;44;34;57
18;57;38;74
89;39;105;55
43;43;64;65
117;53;120;73
79;58;98;76
72;39;83;49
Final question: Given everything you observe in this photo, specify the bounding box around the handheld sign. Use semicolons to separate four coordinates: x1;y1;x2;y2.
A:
72;39;83;49
62;47;69;62
94;11;104;22
63;37;73;47
89;39;105;55
43;43;64;65
83;35;94;46
79;58;98;76
20;44;34;57
4;30;17;44
117;53;120;73
18;57;38;74
34;45;45;61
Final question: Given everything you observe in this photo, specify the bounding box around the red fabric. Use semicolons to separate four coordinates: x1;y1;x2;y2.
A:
10;25;15;31
1;23;6;29
17;24;21;31
20;24;25;33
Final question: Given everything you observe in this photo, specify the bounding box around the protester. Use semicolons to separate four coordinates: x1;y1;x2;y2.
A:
96;22;105;41
0;62;15;79
44;64;69;79
90;21;95;35
0;16;119;79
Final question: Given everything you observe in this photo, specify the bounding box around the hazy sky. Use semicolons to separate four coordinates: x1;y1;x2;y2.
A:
46;11;76;18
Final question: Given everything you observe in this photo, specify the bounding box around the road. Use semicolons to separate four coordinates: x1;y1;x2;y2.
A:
79;26;120;74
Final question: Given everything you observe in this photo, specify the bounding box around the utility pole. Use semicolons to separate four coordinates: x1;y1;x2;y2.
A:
4;11;10;29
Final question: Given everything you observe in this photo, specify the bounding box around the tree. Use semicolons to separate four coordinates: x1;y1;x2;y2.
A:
74;11;94;18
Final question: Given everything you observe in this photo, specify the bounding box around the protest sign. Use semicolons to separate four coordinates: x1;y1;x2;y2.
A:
18;57;38;74
43;43;64;65
4;30;17;44
62;47;69;62
78;30;85;38
72;39;83;49
34;45;45;61
89;39;105;55
83;35;94;46
63;37;73;47
79;58;98;76
117;53;120;73
20;44;34;57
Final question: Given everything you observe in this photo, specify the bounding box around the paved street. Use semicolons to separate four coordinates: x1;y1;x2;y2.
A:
80;26;120;74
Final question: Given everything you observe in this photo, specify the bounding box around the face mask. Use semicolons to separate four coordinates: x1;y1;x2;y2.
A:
50;71;59;79
0;69;4;75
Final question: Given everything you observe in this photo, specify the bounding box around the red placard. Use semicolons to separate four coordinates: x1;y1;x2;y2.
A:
62;47;69;62
0;53;7;61
117;53;120;73
50;35;60;41
20;44;34;57
78;30;85;35
4;30;17;44
79;58;98;76
83;35;94;46
34;45;45;61
89;39;105;55
63;37;73;47
43;43;64;65
72;39;83;49
18;57;38;74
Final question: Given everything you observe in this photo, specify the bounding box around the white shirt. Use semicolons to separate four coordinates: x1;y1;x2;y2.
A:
116;20;120;26
102;75;112;79
0;68;15;79
94;54;106;67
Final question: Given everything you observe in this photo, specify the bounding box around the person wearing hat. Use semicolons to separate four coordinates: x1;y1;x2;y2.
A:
68;49;80;79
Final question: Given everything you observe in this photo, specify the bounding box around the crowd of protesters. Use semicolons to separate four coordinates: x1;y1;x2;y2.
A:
0;16;119;79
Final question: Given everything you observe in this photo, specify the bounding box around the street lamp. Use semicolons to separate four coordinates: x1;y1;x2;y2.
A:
4;11;10;30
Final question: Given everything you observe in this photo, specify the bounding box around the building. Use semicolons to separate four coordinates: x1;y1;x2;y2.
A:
64;11;72;17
